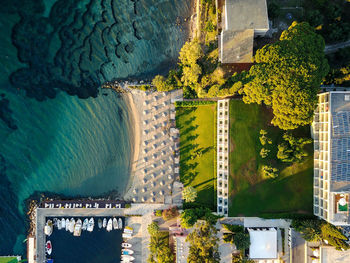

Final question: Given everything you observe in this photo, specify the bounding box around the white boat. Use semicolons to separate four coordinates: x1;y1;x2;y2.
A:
124;226;133;234
57;219;62;230
106;219;113;232
113;218;118;230
61;218;66;229
87;218;94;232
44;220;53;236
46;240;52;255
122;243;132;248
82;218;88;231
73;219;82;236
53;218;57;227
98;219;102;229
122;249;134;255
121;255;135;261
102;218;107;228
118;218;123;229
122;233;132;239
65;219;69;231
69;218;75;233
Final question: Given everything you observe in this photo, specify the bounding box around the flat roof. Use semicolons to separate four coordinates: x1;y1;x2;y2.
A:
249;229;277;259
220;29;254;63
225;0;269;31
321;246;350;263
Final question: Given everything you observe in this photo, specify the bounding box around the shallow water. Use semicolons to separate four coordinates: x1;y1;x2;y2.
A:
0;0;190;256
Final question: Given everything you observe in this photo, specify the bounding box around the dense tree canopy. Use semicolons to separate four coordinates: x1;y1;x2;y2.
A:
277;133;312;162
182;186;198;202
241;22;329;130
187;221;220;263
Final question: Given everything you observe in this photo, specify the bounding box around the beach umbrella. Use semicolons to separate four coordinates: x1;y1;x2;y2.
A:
152;182;156;187
160;181;165;186
162;150;166;156
133;188;138;194
168;185;172;190
152;144;157;150
152;163;157;168
151;192;155;197
151;197;156;202
142;187;147;193
151;173;156;179
143;169;147;174
168;175;173;180
161;160;166;165
159;190;164;195
153;154;157;159
143;149;148;154
153;134;157;140
141;197;146;202
143;178;147;184
144;157;148;162
132;197;137;202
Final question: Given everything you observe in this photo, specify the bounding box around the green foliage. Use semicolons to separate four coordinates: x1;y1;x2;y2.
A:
180;207;220;228
129;85;153;91
260;148;270;158
162;206;179;221
234;232;251;251
232;253;255;263
291;219;323;241
222;224;244;233
182;64;202;86
262;165;278;178
268;1;280;20
125;203;131;208
148;230;174;263
148;221;160;236
241;22;329;130
183;186;198;202
179;41;203;66
187;221;220;263
155;210;163;217
175;100;215;107
277;133;312;163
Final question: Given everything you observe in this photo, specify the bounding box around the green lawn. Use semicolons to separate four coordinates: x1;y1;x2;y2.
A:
176;104;217;209
229;100;313;217
0;257;18;263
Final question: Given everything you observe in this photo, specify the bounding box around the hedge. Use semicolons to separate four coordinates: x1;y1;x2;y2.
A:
175;100;216;107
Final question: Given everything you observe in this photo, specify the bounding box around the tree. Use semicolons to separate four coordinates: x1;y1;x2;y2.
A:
182;64;202;86
291;219;323;242
162;206;179;221
262;165;278;178
179;40;203;66
260;148;270;158
180;207;220;228
148;221;160;236
234;232;251;251
187;221;220;263
277;133;312;162
183;186;198;202
241;22;329;130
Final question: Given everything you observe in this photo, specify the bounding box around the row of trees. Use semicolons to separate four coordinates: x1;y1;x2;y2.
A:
147;222;174;263
292;219;349;251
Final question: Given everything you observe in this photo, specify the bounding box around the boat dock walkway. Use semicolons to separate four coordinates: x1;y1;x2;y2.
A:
35;203;169;263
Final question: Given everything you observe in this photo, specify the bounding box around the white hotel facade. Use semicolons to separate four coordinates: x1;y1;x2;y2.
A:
313;91;350;225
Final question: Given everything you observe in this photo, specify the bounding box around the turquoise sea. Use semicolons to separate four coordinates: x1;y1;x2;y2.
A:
0;0;190;256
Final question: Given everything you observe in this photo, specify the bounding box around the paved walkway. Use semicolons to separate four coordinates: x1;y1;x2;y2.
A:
217;99;230;216
244;217;291;228
325;39;350;54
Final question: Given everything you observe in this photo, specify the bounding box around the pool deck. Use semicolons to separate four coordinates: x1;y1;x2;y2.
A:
35;203;170;263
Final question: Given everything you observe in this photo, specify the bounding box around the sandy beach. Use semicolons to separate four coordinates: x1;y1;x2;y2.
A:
123;88;183;203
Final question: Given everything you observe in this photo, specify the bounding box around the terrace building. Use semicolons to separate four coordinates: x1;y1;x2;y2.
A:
313;91;350;225
218;0;269;64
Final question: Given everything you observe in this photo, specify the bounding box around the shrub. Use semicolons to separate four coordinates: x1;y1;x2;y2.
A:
147;221;160;236
260;148;270;158
262;165;278;178
182;186;198;202
234;232;251;250
175;100;215;107
162;206;179;221
155;209;163;217
223;224;244;233
125;203;131;208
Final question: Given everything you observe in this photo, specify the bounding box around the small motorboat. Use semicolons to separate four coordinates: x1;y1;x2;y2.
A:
124;226;133;234
65;219;69;231
113;218;118;230
121;255;135;261
98;219;102;229
46;240;52;255
103;218;107;228
53;218;58;227
122;242;132;248
87;218;94;232
118;218;123;229
44;220;53;236
69;218;75;233
106;219;113;232
122;233;132;239
61;218;66;229
122;249;134;255
57;219;62;230
82;218;88;231
73;219;82;237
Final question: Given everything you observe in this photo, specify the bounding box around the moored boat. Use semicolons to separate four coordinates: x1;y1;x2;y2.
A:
98;219;102;229
69;218;75;233
103;218;107;228
61;218;66;229
53;218;58;228
65;219;69;231
44;220;53;236
106;218;113;232
57;219;62;230
82;218;88;231
121;255;135;261
122;249;134;255
118;218;123;229
46;240;52;255
124;226;133;234
113;218;118;230
87;217;94;232
122;233;132;239
73;219;82;236
122;242;132;248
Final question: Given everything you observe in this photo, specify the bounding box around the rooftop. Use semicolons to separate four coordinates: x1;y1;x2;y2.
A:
224;0;269;31
248;228;277;259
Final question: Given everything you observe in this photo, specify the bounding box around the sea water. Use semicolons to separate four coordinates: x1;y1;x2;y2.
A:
0;0;190;255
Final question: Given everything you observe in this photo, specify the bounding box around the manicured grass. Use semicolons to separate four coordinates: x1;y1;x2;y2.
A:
229;100;313;217
0;257;18;263
176;104;217;209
